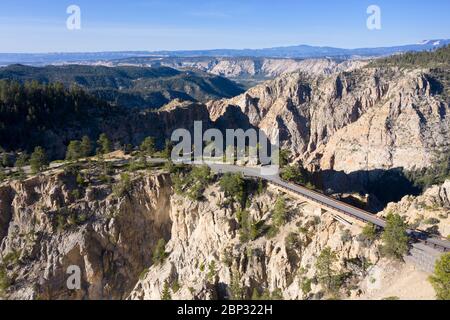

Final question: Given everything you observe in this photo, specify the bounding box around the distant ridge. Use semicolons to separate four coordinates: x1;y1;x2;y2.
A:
0;39;449;65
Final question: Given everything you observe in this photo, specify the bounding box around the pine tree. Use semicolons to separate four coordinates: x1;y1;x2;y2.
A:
140;137;156;156
315;247;339;294
80;136;92;158
428;253;450;300
229;267;244;300
30;146;48;174
161;280;172;300
152;239;168;265
273;196;287;228
97;133;111;155
66;140;81;161
381;213;409;260
14;152;28;179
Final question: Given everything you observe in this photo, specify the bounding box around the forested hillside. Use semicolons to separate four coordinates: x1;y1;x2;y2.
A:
370;45;450;100
0;65;244;109
0;80;119;152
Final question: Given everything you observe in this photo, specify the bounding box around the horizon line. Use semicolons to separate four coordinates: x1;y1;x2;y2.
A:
0;38;448;55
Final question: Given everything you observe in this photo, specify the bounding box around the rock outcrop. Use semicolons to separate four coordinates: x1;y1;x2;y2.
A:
170;58;368;79
0;166;440;300
206;67;449;175
379;179;450;237
0;170;172;299
129;182;382;300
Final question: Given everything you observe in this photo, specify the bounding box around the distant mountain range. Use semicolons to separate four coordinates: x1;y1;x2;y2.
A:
149;39;450;58
0;39;449;66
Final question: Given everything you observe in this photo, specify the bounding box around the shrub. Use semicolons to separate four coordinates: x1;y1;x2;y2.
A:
382;296;400;300
139;268;149;280
152;239;168;265
207;260;217;283
300;277;312;297
236;210;265;242
0;265;11;294
286;232;301;251
70;189;81;200
229;267;245;300
424;217;440;225
172;165;213;201
113;173;132;198
172;278;181;293
341;229;352;243
140;137;156;156
360;223;379;242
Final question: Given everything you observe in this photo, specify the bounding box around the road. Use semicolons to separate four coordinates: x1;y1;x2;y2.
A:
7;157;450;252
206;162;450;252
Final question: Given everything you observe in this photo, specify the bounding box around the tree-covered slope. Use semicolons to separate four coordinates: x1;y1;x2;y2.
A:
0;80;212;158
0;65;244;109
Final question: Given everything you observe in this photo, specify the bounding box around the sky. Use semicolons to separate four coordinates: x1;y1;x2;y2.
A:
0;0;449;53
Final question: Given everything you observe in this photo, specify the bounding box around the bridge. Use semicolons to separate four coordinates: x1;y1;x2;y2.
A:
205;163;450;254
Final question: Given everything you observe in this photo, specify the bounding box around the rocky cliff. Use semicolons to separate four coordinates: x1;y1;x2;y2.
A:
207;67;449;173
165;58;368;80
379;179;450;237
0;168;172;299
129;182;382;300
0;162;442;300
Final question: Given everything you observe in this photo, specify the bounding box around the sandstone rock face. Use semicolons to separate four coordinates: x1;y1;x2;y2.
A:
129;183;382;300
206;67;449;174
0;169;439;300
175;58;368;79
379;179;450;237
0;171;172;299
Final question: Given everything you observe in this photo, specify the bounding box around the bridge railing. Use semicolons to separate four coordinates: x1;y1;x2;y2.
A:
266;179;450;253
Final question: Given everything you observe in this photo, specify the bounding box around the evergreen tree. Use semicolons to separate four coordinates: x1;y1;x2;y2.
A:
161;281;172;300
140;137;156;156
1;153;10;168
428;253;450;300
273;196;287;228
97;133;111;155
229;267;244;300
152;239;168;265
381;213;409;260
219;173;245;206
14;152;28;179
66;140;82;161
80;136;92;157
0;168;6;182
161;139;173;159
315;247;339;295
30;147;48;174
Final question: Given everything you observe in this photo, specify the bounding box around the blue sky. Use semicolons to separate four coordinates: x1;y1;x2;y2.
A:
0;0;449;52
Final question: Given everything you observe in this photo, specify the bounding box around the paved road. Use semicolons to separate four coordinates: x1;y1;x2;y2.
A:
206;163;450;252
8;157;450;252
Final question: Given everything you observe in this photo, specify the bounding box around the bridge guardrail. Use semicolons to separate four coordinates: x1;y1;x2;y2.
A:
267;179;450;253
